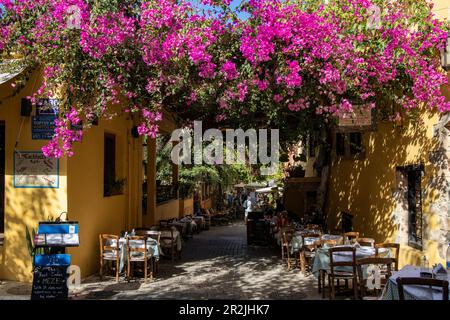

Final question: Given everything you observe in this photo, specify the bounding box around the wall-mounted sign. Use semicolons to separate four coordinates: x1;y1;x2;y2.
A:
36;98;59;116
14;151;59;188
32;116;56;140
32;99;58;140
337;106;376;131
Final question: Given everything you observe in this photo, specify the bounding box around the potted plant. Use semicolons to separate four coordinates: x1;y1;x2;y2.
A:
104;178;126;197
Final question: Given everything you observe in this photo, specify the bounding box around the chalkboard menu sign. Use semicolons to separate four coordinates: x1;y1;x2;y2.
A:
31;254;70;300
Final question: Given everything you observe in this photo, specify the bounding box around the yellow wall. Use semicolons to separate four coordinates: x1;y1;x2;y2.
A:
202;197;213;210
66;107;142;279
155;200;180;223
142;198;180;227
179;198;194;217
326;109;446;268
0;70;144;281
0;71;68;281
433;0;450;21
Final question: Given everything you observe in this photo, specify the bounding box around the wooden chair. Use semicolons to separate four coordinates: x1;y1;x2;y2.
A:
375;243;400;271
126;236;153;283
396;277;449;300
314;239;337;298
328;246;358;299
281;230;299;271
135;230;161;275
356;237;375;247
160;226;178;261
299;232;322;274
343;232;360;244
356;257;395;300
99;234;120;282
280;225;295;260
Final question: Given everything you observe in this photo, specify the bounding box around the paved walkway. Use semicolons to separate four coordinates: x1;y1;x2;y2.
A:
0;222;321;300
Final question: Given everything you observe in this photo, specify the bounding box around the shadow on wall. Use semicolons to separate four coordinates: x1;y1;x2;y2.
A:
326;112;445;248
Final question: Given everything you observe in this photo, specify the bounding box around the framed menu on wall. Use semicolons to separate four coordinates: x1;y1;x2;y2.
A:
14;151;59;188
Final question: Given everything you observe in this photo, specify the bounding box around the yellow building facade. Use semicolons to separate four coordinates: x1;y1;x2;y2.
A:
326;0;450;269
0;68;190;282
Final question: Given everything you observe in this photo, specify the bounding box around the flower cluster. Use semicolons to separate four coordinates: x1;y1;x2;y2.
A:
42;108;83;158
0;0;448;158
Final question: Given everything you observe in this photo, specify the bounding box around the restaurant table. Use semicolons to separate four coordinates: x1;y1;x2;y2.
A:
381;265;450;300
290;234;343;254
311;245;388;277
160;228;182;252
107;237;160;273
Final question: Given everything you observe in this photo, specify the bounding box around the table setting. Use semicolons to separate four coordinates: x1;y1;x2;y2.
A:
290;233;343;254
381;264;450;300
106;236;160;273
311;244;389;277
160;227;183;252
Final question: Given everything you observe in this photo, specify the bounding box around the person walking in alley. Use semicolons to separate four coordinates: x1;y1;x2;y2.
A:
244;196;252;224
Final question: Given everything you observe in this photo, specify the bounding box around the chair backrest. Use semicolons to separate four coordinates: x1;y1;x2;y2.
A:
136;230;161;244
159;220;170;227
356;237;375;247
343;232;360;244
134;228;151;236
99;234;120;258
281;230;295;246
329;247;357;275
396;277;449;301
281;225;295;234
160;226;174;242
343;231;359;238
126;235;148;258
356;257;395;297
375;243;400;271
306;224;320;230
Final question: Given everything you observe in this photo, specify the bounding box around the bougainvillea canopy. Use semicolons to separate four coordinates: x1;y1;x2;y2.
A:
0;0;448;157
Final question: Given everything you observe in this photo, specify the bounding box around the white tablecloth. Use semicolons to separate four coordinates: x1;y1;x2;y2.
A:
107;238;159;273
311;246;388;277
383;265;450;300
160;229;182;251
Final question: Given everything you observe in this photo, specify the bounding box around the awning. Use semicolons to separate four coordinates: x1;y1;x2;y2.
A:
0;59;25;85
245;182;267;188
255;186;281;193
233;182;245;188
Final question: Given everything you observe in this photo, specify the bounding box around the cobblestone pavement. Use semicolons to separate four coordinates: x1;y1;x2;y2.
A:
0;222;322;300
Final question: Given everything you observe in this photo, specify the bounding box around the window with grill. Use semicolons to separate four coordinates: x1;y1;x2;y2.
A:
104;133;116;197
397;164;424;250
406;168;423;249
